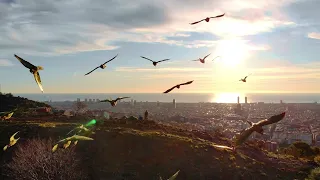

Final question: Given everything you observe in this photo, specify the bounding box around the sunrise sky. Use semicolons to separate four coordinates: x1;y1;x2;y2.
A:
0;0;319;94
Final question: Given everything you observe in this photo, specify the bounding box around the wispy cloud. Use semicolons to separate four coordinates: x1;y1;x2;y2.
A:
0;59;14;66
307;32;320;40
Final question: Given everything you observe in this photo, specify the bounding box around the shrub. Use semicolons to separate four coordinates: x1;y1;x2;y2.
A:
4;138;87;180
306;167;320;180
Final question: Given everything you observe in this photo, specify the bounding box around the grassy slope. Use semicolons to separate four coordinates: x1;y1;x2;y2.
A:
0;119;315;180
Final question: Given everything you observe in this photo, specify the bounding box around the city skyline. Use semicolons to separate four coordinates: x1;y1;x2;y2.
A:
0;0;319;94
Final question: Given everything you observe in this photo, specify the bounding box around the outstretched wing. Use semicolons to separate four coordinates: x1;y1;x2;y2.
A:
102;54;118;65
57;137;71;144
179;80;194;86
234;127;255;146
203;53;211;60
168;170;180;180
190;19;205;25
10;131;19;142
14;54;37;70
100;99;111;103
157;59;170;63
115;97;130;101
212;56;221;61
141;56;154;62
163;85;177;94
72;135;94;141
34;72;44;93
256;112;286;127
84;66;99;76
210;13;225;18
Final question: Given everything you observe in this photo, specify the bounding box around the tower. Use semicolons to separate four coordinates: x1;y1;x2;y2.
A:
237;96;240;104
157;101;160;107
245;97;248;104
173;99;176;108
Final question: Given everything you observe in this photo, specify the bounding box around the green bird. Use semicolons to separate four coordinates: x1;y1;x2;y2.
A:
52;135;93;152
14;54;44;93
233;112;286;150
159;170;180;180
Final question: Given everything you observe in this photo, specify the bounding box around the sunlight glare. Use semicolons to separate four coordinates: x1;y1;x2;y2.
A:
211;92;246;103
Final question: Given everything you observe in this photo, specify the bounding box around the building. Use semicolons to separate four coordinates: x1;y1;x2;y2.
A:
237;96;240;104
77;98;80;102
173;99;176;108
157;101;160;107
280;100;283;104
89;99;92;103
85;98;88;102
245;97;248;104
96;99;99;102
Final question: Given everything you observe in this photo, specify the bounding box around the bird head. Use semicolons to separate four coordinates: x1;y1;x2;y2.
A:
205;17;210;22
153;62;157;66
100;64;106;69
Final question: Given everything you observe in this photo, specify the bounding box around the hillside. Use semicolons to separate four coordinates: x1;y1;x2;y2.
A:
0;93;51;113
0;118;316;180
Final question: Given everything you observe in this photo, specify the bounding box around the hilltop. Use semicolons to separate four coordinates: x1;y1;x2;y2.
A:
0;118;316;180
0;93;51;113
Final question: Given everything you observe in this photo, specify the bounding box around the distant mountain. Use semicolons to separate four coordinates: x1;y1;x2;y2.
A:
0;93;51;113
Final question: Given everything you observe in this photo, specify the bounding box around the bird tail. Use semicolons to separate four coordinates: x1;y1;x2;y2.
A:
37;66;44;70
52;144;58;152
3;145;8;151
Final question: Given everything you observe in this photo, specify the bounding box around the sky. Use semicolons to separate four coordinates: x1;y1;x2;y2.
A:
0;0;319;94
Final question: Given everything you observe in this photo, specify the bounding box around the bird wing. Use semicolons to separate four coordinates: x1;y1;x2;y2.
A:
190;19;205;25
256;112;286;127
191;59;199;61
14;54;37;69
210;13;225;18
100;99;111;103
179;80;194;86
163;85;177;94
102;54;118;65
168;170;180;180
203;53;211;60
157;59;170;63
34;72;44;93
84;66;99;76
141;56;154;62
71;135;94;141
212;56;221;61
234;127;255;146
10;131;19;142
57;137;71;144
115;97;130;101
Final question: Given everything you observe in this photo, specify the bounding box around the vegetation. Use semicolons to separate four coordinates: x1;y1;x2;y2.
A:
306;167;320;180
279;141;319;159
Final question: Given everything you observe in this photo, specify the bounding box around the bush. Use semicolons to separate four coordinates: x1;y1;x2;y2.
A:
4;138;87;180
306;167;320;180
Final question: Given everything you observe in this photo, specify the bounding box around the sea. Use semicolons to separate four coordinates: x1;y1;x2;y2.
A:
11;93;320;104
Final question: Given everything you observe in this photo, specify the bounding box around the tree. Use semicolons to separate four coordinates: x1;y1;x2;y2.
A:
73;101;87;114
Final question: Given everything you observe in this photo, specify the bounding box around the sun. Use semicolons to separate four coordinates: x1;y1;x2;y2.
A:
212;39;250;67
211;92;246;103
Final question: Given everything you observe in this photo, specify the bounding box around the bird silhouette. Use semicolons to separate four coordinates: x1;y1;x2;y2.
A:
239;74;251;82
190;13;225;25
14;54;44;93
100;97;130;107
234;112;286;147
141;56;170;66
84;54;118;76
163;80;194;93
191;53;211;63
3;131;20;151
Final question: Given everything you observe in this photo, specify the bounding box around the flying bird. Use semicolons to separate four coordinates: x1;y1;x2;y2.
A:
239;74;251;82
0;109;15;121
14;54;44;93
190;13;225;25
66;124;90;135
211;56;221;62
140;56;170;66
63;141;72;149
159;170;180;180
100;97;130;107
234;112;286;147
52;135;94;152
163;80;194;93
3;131;20;151
84;54;118;76
191;53;211;64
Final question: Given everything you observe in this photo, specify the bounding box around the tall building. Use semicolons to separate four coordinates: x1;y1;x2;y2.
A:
85;98;88;102
173;99;176;108
280;100;283;104
237;96;240;104
77;98;80;102
157;101;160;107
89;99;92;103
245;97;248;104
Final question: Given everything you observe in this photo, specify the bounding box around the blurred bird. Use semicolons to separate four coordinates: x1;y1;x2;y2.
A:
234;112;286;149
52;135;94;152
239;74;251;82
0;109;15;121
66;124;90;135
63;141;72;149
159;170;180;180
191;53;211;64
211;56;221;62
141;56;170;66
163;81;194;93
14;54;44;93
3;131;20;151
84;54;118;76
190;13;225;25
100;97;130;107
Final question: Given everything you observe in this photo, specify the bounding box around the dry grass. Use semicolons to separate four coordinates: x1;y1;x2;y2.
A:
3;138;87;180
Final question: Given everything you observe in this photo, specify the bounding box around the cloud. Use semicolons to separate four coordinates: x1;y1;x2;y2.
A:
308;32;320;40
0;59;14;66
0;0;298;56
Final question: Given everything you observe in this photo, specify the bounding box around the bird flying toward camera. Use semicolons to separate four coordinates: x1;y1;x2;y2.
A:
159;170;180;180
52;135;94;152
141;56;170;66
14;54;44;93
191;53;211;64
3;131;20;151
0;109;15;121
100;97;130;107
66;124;90;136
84;54;118;76
234;112;286;147
163;80;194;93
190;13;225;25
